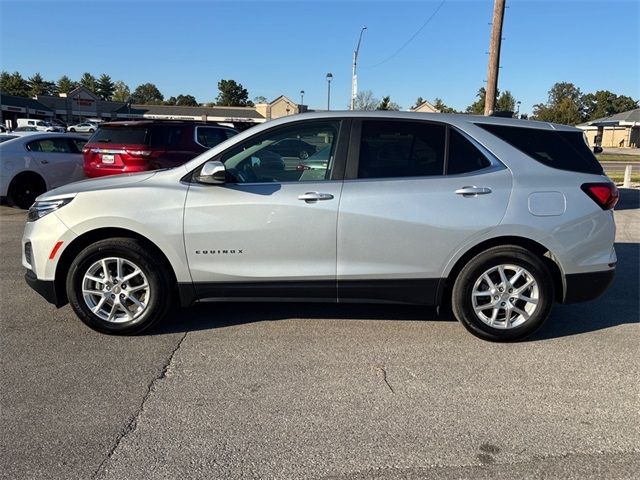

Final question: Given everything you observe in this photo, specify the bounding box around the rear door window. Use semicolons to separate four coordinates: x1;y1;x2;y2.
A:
447;129;491;174
477;123;603;174
358;120;445;179
196;127;228;148
26;138;73;153
90;126;148;145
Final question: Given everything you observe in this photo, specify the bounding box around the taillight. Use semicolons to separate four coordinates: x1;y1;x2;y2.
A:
125;149;152;157
581;182;619;210
124;149;165;158
296;164;311;171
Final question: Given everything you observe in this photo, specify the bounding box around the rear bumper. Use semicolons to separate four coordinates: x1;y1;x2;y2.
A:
25;270;65;307
562;269;615;304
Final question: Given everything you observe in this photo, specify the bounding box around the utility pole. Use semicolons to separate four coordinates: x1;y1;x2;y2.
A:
351;26;367;111
484;0;506;116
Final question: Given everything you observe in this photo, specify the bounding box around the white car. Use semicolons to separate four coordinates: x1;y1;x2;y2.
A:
0;133;88;209
16;119;64;132
22;112;618;341
67;123;98;133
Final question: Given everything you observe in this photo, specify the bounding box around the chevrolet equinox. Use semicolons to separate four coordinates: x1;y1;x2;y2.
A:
22;112;618;341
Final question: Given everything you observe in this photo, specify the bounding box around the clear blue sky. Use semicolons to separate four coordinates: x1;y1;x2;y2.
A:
1;0;638;114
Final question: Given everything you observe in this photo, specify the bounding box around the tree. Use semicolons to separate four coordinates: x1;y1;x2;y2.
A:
253;95;268;104
377;95;401;111
112;81;130;102
353;90;379;111
413;96;425;109
496;90;516;112
532;82;584;125
130;83;164;104
582;90;638;121
96;74;115;101
216;79;251;106
433;98;457;113
176;94;198;106
27;72;56;97
0;71;30;97
57;75;77;94
466;87;487;114
79;72;98;93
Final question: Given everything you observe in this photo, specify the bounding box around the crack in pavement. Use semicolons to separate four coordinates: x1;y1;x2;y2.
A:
375;364;395;394
91;332;187;480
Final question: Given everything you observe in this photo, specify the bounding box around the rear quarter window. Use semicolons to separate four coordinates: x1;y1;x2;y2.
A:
477;123;603;174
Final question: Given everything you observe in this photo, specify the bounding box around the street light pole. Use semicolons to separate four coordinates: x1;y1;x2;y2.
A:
326;73;333;110
300;90;305;112
351;26;367;111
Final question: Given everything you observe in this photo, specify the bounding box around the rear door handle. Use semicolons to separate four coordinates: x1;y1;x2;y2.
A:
298;192;334;202
455;186;492;196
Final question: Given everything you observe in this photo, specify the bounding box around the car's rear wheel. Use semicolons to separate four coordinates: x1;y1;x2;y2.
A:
69;128;76;132
7;173;46;209
66;238;173;334
88;128;94;133
452;245;554;342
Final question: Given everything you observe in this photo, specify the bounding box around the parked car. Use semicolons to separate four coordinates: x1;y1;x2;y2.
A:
23;112;617;341
83;121;238;177
1;133;88;209
67;122;97;133
7;127;44;137
266;138;317;159
0;125;7;133
16;119;64;132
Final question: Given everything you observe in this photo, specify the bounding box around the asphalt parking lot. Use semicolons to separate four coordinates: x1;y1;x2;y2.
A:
1;190;638;480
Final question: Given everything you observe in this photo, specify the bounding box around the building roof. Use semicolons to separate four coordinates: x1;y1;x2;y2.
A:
410;100;439;113
581;108;640;126
115;103;265;120
0;92;53;112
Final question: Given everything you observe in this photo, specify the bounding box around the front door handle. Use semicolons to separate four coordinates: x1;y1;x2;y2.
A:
455;186;492;196
298;192;334;202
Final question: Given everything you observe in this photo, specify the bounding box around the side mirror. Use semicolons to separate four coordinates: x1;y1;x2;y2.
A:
196;160;226;184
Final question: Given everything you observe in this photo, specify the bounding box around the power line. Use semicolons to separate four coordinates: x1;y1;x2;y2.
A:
362;0;448;69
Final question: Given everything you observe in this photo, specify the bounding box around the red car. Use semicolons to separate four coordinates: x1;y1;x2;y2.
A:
83;121;237;177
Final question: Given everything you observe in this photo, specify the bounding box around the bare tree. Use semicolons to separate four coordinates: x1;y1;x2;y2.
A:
352;90;379;111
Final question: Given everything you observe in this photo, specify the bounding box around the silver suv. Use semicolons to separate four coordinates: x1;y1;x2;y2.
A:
22;112;618;341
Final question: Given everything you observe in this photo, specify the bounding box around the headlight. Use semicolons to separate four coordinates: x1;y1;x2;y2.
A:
27;198;73;222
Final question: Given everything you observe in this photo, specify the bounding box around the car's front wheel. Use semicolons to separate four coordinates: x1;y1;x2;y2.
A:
66;238;173;334
451;245;554;342
69;128;75;132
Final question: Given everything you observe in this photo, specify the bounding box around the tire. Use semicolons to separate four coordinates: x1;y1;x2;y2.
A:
89;128;94;133
7;173;46;209
69;128;76;132
298;150;309;160
451;245;554;342
66;238;173;334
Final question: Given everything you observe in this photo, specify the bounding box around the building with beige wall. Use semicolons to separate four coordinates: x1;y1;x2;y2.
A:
577;108;640;148
409;100;440;113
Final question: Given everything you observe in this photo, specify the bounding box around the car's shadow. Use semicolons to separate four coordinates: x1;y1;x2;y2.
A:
151;242;639;340
614;188;639;211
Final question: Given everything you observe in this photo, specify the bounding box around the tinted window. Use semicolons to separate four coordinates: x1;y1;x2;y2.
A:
26;138;73;153
149;126;183;148
477;123;603;175
0;135;17;143
447;129;491;174
358;121;445;179
196;127;228;148
69;138;87;153
220;122;338;183
90;126;148;145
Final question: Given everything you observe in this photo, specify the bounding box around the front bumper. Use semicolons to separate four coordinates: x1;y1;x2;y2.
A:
25;270;65;307
562;269;615;304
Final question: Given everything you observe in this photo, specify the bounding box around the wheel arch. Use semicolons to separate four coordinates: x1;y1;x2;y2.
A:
54;227;182;307
439;235;564;306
